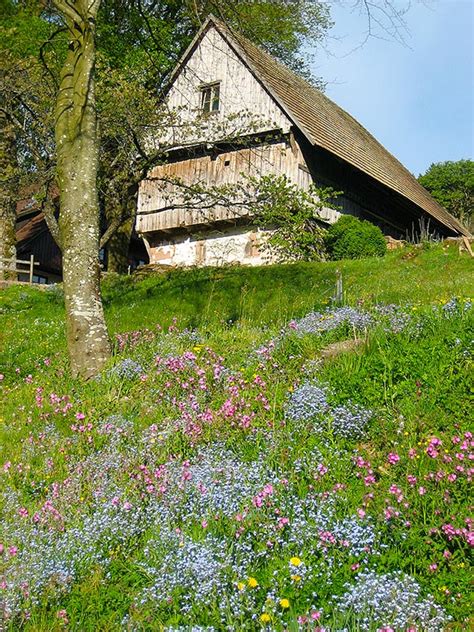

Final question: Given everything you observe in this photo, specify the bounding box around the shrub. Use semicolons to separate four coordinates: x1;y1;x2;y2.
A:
325;215;386;260
249;174;339;262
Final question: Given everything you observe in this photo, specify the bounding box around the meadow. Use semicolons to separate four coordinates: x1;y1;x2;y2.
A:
0;243;472;631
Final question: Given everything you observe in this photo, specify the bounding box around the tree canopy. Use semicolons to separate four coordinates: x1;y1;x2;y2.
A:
418;160;474;230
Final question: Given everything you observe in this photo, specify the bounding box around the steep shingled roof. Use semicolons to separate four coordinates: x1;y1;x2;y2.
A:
16;212;48;248
170;16;469;236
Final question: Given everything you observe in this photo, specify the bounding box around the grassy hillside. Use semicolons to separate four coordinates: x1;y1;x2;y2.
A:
0;244;473;630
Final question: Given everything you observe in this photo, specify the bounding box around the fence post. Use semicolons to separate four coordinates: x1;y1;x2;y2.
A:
335;269;343;304
29;254;34;283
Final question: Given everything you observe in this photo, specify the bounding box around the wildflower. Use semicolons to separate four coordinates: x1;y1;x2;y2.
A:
248;577;258;588
237;582;245;591
290;556;302;567
279;598;290;609
387;452;400;465
57;610;69;623
291;574;302;582
260;613;271;623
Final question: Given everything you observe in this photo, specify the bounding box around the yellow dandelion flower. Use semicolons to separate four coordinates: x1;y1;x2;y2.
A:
279;598;290;609
260;613;271;623
248;577;258;588
290;556;302;567
291;574;302;582
237;582;245;591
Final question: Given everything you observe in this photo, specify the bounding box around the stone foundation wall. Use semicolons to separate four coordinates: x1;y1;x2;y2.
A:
146;226;271;267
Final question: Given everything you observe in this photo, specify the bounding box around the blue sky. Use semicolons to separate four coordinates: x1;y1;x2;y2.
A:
311;0;473;176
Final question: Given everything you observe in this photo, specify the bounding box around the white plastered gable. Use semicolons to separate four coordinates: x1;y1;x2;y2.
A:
164;25;292;144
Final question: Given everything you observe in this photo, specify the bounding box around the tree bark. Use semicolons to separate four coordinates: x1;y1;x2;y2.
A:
54;0;111;379
0;109;18;280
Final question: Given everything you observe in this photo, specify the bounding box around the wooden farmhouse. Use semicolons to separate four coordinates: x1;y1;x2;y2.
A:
137;16;469;267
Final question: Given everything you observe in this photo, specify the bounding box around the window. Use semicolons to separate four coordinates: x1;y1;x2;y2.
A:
32;274;48;284
200;82;220;113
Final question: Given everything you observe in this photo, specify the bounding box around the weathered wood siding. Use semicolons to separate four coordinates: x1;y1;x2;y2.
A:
137;139;340;234
139;142;300;232
161;26;292;147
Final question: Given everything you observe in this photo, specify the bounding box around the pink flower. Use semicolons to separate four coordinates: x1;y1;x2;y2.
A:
418;486;426;495
18;507;28;518
310;611;321;621
351;562;360;571
75;412;85;420
429;563;438;572
57;609;68;623
443;549;452;559
357;508;366;519
364;474;376;486
123;501;132;511
387;452;400;465
407;474;417;486
8;546;18;557
408;448;417;459
0;374;4;381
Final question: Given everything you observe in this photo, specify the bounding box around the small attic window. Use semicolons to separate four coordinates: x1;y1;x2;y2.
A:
200;82;220;113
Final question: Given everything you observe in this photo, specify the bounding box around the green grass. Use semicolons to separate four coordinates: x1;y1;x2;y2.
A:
1;243;472;368
0;244;472;630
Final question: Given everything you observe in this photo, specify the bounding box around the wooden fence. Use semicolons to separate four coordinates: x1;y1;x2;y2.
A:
0;254;40;283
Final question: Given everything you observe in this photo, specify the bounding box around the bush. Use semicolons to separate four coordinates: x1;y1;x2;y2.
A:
324;215;387;260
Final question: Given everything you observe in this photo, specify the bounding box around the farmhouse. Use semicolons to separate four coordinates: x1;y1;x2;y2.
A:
137;16;469;267
14;188;148;284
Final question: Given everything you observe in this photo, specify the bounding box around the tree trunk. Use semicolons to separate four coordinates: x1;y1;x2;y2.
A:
106;214;134;274
103;190;138;274
54;0;110;379
0;109;18;281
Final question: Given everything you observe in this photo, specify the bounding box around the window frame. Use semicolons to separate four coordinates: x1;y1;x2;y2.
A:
199;81;221;114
